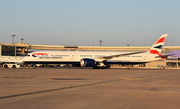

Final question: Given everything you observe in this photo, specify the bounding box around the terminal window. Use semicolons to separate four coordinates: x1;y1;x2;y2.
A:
2;46;16;56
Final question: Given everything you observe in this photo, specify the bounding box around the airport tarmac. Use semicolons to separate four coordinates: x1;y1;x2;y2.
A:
0;67;180;109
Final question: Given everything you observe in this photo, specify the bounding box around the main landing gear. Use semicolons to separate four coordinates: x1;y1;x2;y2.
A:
93;65;110;69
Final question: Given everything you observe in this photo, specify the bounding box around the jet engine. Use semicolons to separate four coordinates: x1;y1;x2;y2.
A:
80;58;96;67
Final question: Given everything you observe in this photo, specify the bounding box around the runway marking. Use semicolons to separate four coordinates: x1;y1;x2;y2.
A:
0;73;165;99
120;78;142;80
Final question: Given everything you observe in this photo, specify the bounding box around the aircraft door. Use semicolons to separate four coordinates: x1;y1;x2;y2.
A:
143;56;146;60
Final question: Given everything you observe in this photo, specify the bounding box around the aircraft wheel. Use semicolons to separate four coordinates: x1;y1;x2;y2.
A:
4;65;8;68
12;65;16;68
106;65;110;69
93;66;98;69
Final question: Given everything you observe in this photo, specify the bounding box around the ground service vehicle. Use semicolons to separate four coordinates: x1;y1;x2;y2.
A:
3;62;21;68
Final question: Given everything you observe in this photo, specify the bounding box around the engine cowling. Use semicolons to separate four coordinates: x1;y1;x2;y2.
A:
80;58;96;67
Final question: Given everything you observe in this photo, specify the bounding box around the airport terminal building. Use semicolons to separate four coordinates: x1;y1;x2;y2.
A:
166;50;180;67
0;43;28;63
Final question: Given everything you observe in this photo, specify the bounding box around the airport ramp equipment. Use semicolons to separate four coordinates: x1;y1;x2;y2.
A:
0;56;24;63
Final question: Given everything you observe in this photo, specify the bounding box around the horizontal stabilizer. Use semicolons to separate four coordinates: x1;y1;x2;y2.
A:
155;54;175;58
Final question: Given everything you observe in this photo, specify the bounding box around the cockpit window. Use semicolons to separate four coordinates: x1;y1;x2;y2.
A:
27;55;30;56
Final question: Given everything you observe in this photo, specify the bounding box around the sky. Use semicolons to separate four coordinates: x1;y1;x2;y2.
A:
0;0;180;46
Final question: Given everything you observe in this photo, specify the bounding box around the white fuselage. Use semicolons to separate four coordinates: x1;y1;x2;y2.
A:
23;51;161;64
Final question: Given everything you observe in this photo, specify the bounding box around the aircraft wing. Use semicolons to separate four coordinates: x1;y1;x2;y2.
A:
95;51;145;60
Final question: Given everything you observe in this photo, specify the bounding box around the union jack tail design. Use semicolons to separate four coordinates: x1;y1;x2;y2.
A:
148;34;168;55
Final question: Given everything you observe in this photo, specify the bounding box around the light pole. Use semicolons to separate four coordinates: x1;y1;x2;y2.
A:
99;40;103;46
11;34;16;44
20;38;24;43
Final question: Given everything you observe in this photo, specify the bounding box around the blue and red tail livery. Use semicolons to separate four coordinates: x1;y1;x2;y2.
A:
148;34;167;55
154;37;166;45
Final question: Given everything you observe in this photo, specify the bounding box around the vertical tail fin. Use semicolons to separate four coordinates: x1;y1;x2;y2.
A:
148;34;168;55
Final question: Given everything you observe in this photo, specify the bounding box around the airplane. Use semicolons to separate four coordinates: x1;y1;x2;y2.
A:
23;34;170;69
